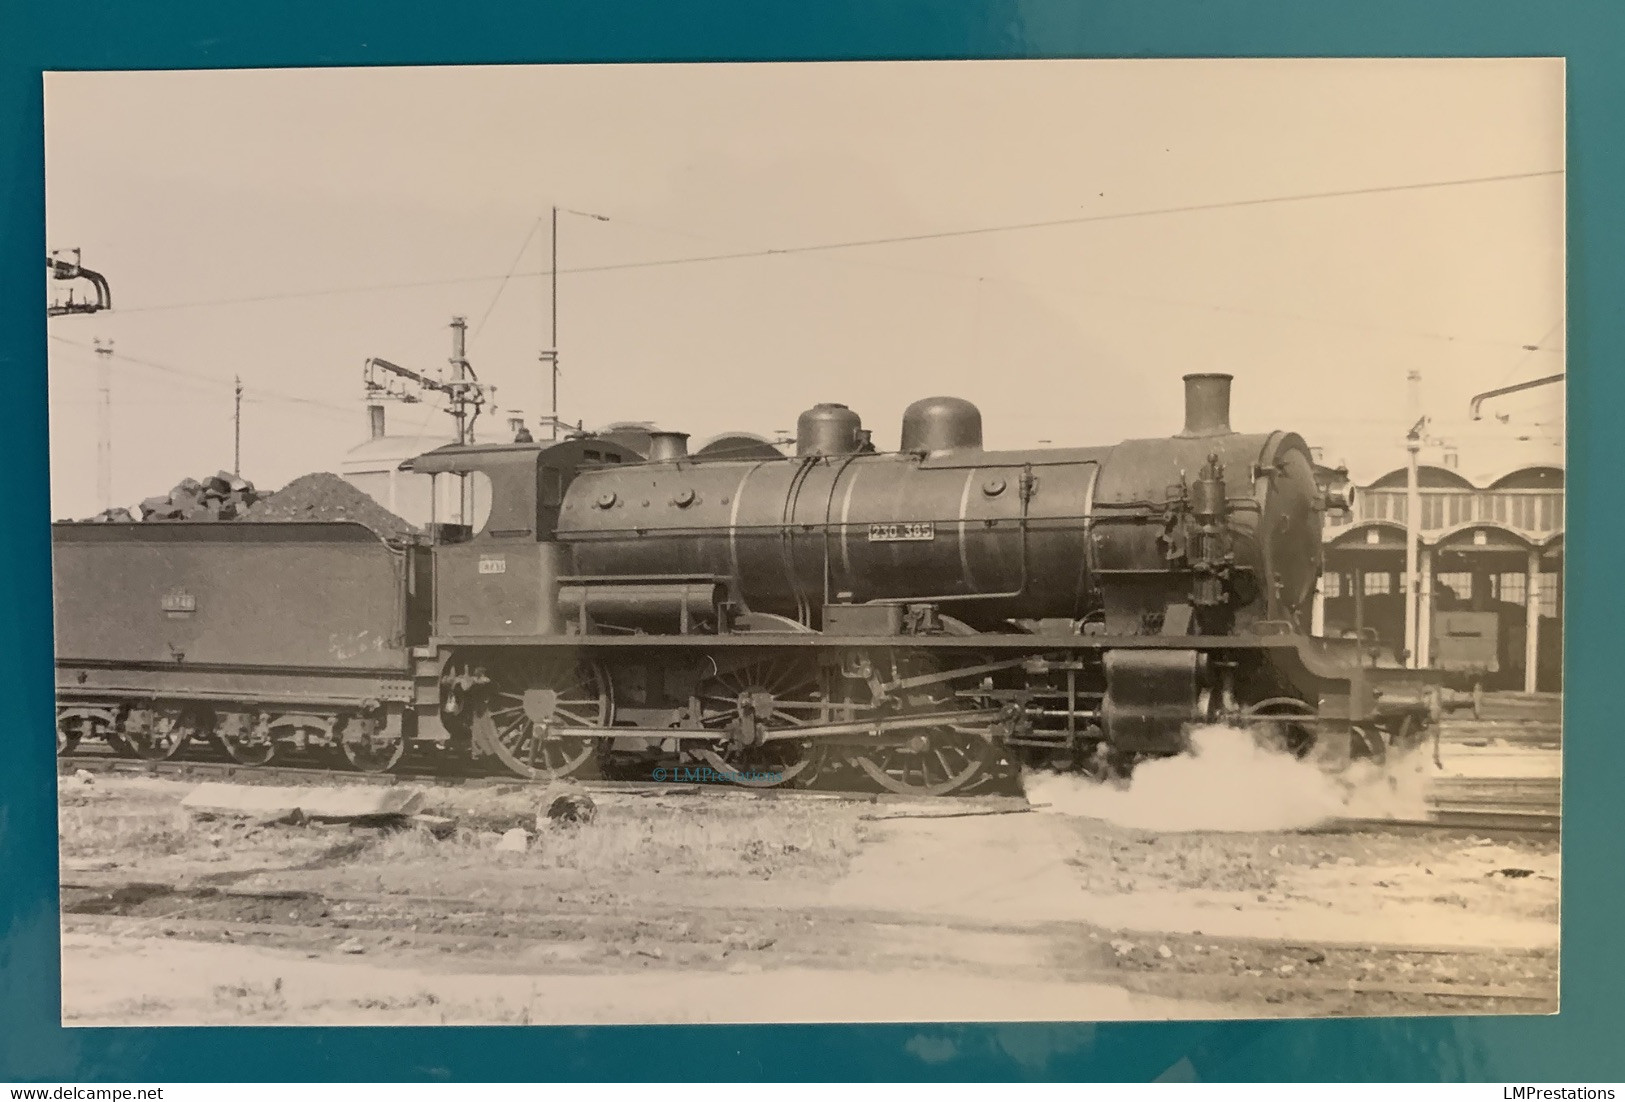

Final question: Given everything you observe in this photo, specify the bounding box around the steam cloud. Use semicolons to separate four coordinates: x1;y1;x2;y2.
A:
1025;724;1430;833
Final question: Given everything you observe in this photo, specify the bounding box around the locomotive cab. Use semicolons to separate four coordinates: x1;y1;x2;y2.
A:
402;436;641;639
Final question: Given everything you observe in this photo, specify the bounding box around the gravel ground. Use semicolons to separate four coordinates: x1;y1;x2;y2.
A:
57;768;1559;1025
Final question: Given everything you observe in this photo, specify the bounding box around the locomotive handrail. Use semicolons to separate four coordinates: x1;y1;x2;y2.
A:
562;505;1258;538
558;573;732;584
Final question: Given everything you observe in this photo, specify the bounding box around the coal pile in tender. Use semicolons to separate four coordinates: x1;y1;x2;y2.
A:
83;471;264;523
245;472;420;540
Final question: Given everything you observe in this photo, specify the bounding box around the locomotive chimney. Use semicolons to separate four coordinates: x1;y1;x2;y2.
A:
367;403;386;440
647;431;690;461
1181;373;1233;437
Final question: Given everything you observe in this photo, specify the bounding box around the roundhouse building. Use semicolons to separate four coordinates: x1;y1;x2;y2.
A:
1314;463;1563;692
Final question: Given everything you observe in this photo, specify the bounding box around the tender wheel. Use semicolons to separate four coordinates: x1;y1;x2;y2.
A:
340;711;405;773
852;725;997;797
473;655;610;780
119;705;204;761
692;653;830;788
215;712;277;767
55;710;105;756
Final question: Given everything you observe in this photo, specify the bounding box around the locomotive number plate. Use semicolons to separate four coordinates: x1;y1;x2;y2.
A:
478;556;507;574
160;589;196;616
867;522;935;542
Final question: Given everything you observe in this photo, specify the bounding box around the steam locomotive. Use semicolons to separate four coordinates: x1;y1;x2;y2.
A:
52;373;1453;795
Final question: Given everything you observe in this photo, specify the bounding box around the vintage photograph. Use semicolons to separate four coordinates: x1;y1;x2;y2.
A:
45;59;1563;1026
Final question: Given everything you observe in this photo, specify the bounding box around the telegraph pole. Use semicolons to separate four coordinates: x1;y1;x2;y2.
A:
536;206;608;441
449;316;470;526
233;375;243;476
541;205;560;441
93;338;113;513
552;205;559;440
449;316;469;446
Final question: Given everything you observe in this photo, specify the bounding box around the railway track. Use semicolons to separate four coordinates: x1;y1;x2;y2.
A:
1321;809;1559;838
61;748;1561;835
1321;774;1560;837
54;751;1025;805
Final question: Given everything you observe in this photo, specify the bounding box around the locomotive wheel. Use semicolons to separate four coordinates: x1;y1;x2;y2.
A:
474;656;610;780
843;650;998;797
1244;697;1320;760
852;726;998;798
692;654;829;788
120;705;204;761
216;713;276;767
340;712;405;774
1350;723;1388;765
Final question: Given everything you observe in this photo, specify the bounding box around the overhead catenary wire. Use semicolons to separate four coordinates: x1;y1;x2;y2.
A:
473;215;546;338
48;334;356;418
1490;319;1568;387
535;204;1568;358
108;168;1564;316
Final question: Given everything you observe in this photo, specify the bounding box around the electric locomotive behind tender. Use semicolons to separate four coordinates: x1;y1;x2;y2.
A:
419;372;1440;793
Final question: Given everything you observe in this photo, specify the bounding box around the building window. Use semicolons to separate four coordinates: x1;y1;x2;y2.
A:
1539;494;1558;531
1447;494;1471;527
1536;572;1560;616
1512;496;1536;529
1435;571;1472;605
1422;496;1445;529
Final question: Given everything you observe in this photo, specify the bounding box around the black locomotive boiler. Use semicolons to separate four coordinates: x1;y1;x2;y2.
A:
52;373;1451;795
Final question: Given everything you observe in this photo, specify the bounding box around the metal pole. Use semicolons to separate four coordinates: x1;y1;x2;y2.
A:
233;375;243;476
1417;545;1434;667
449;316;469;446
94;338;112;513
449;316;469;525
1404;427;1421;669
1524;547;1542;692
1402;368;1423;669
1353;566;1365;653
551;205;559;441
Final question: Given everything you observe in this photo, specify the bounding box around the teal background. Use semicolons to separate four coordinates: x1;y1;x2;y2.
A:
1;0;1617;1082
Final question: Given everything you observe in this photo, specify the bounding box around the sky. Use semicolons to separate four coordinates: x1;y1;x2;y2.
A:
43;59;1565;519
